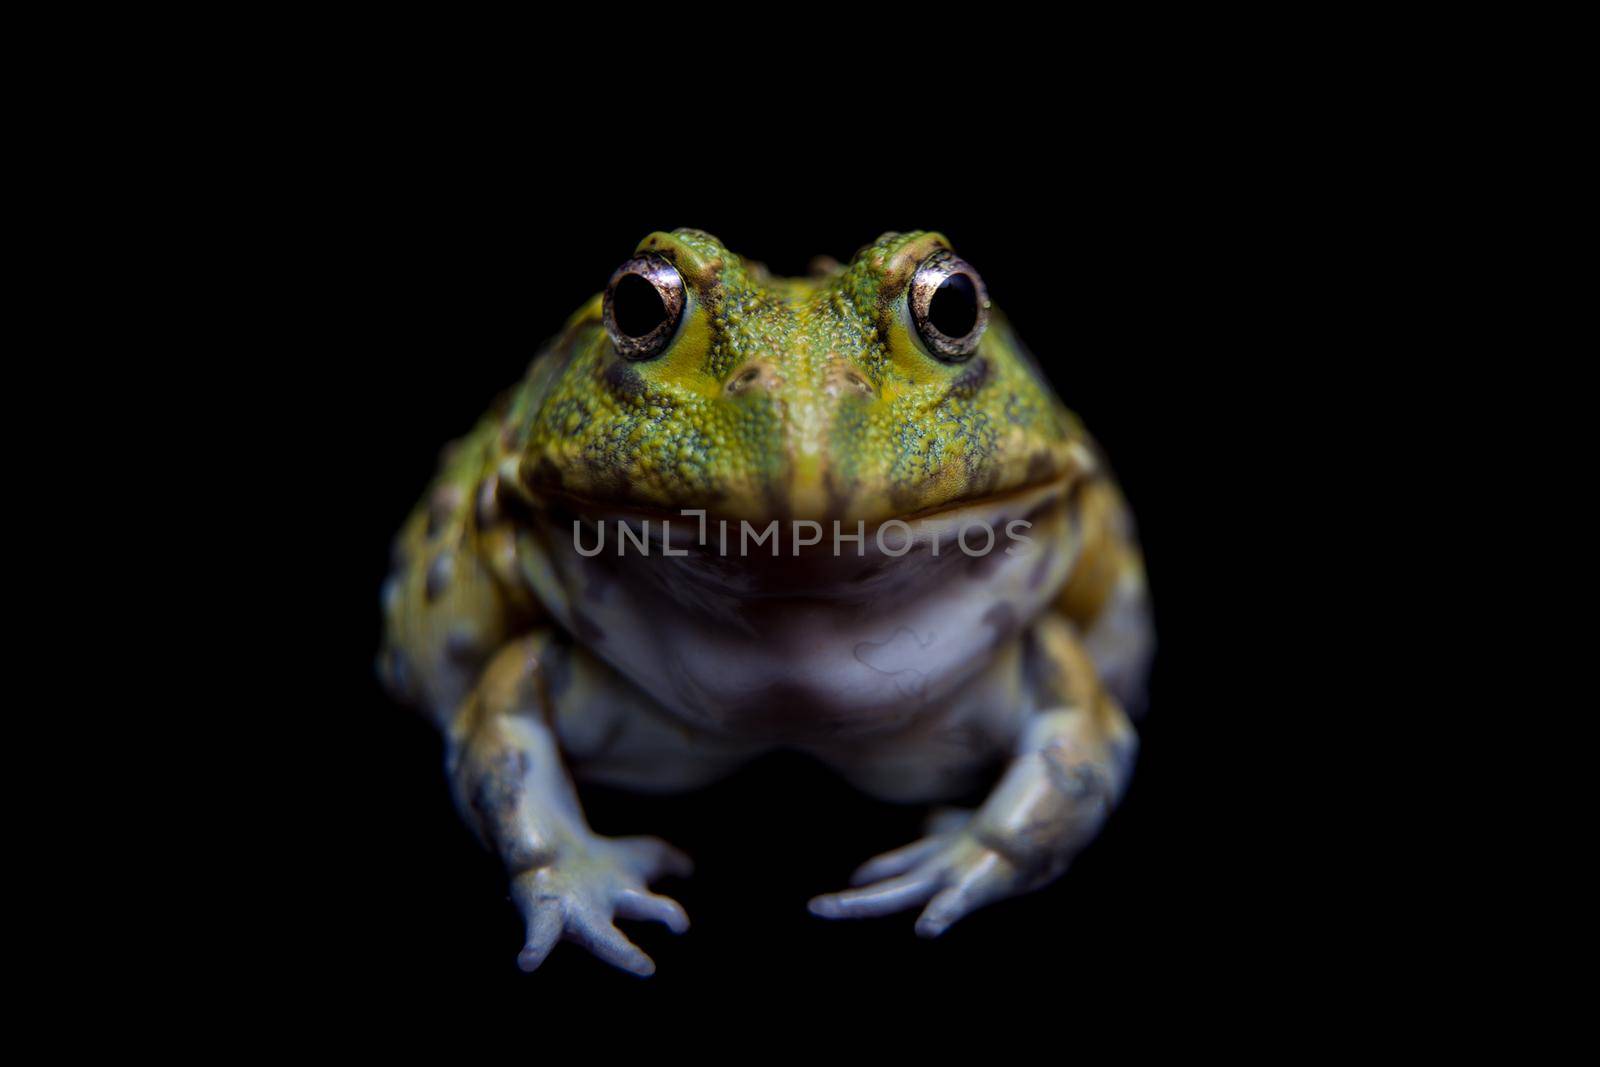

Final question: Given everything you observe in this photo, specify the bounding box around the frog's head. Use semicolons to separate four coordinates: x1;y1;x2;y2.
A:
513;229;1092;525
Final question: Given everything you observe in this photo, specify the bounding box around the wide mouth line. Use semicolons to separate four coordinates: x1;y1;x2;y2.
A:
522;472;1077;532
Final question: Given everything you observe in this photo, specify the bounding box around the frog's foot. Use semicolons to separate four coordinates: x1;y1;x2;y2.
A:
808;624;1137;941
808;807;1048;938
512;834;692;976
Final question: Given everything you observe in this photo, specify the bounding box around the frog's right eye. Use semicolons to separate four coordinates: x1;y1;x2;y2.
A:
603;254;686;360
908;250;989;362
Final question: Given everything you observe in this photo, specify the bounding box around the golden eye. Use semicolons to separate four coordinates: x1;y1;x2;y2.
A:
908;251;990;361
603;254;686;360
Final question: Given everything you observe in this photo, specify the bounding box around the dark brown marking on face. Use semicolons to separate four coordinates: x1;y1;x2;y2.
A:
425;552;453;602
604;360;648;402
942;357;992;404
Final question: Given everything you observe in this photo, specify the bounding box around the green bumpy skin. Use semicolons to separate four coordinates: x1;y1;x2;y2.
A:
379;229;1152;977
509;229;1086;524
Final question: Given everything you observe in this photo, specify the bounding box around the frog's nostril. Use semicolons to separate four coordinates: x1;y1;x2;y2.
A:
825;364;875;398
726;363;778;395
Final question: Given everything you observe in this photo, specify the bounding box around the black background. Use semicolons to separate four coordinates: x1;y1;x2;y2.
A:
284;166;1299;1009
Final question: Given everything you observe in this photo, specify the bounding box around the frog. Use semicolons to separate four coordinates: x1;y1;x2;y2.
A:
378;229;1153;976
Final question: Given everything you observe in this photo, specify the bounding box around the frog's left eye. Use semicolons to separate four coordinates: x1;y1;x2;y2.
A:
908;251;990;362
603;254;686;360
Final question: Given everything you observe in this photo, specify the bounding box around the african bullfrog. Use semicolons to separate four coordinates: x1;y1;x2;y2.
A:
379;229;1153;975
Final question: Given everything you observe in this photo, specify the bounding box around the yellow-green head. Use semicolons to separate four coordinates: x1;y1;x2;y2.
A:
509;229;1087;524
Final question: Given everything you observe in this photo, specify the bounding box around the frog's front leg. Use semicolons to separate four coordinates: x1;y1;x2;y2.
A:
450;630;697;976
808;613;1137;937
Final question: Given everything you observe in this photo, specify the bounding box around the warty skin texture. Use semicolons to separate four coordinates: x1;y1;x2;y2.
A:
379;229;1154;975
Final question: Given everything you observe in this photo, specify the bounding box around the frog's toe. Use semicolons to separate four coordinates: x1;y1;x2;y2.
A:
514;890;672;977
912;851;1013;939
809;871;941;919
848;836;948;886
516;902;564;973
812;830;1024;934
615;887;690;934
565;907;659;976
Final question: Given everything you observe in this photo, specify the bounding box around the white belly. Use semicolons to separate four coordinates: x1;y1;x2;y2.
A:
522;483;1077;745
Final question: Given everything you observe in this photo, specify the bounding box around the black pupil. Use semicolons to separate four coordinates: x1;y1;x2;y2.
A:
613;273;668;337
927;272;978;338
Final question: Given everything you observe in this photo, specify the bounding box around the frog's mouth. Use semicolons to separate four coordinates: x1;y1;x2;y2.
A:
534;474;1078;602
515;432;1098;537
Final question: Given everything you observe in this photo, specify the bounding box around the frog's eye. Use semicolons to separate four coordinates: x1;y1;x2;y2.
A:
908;251;990;362
603;254;686;360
